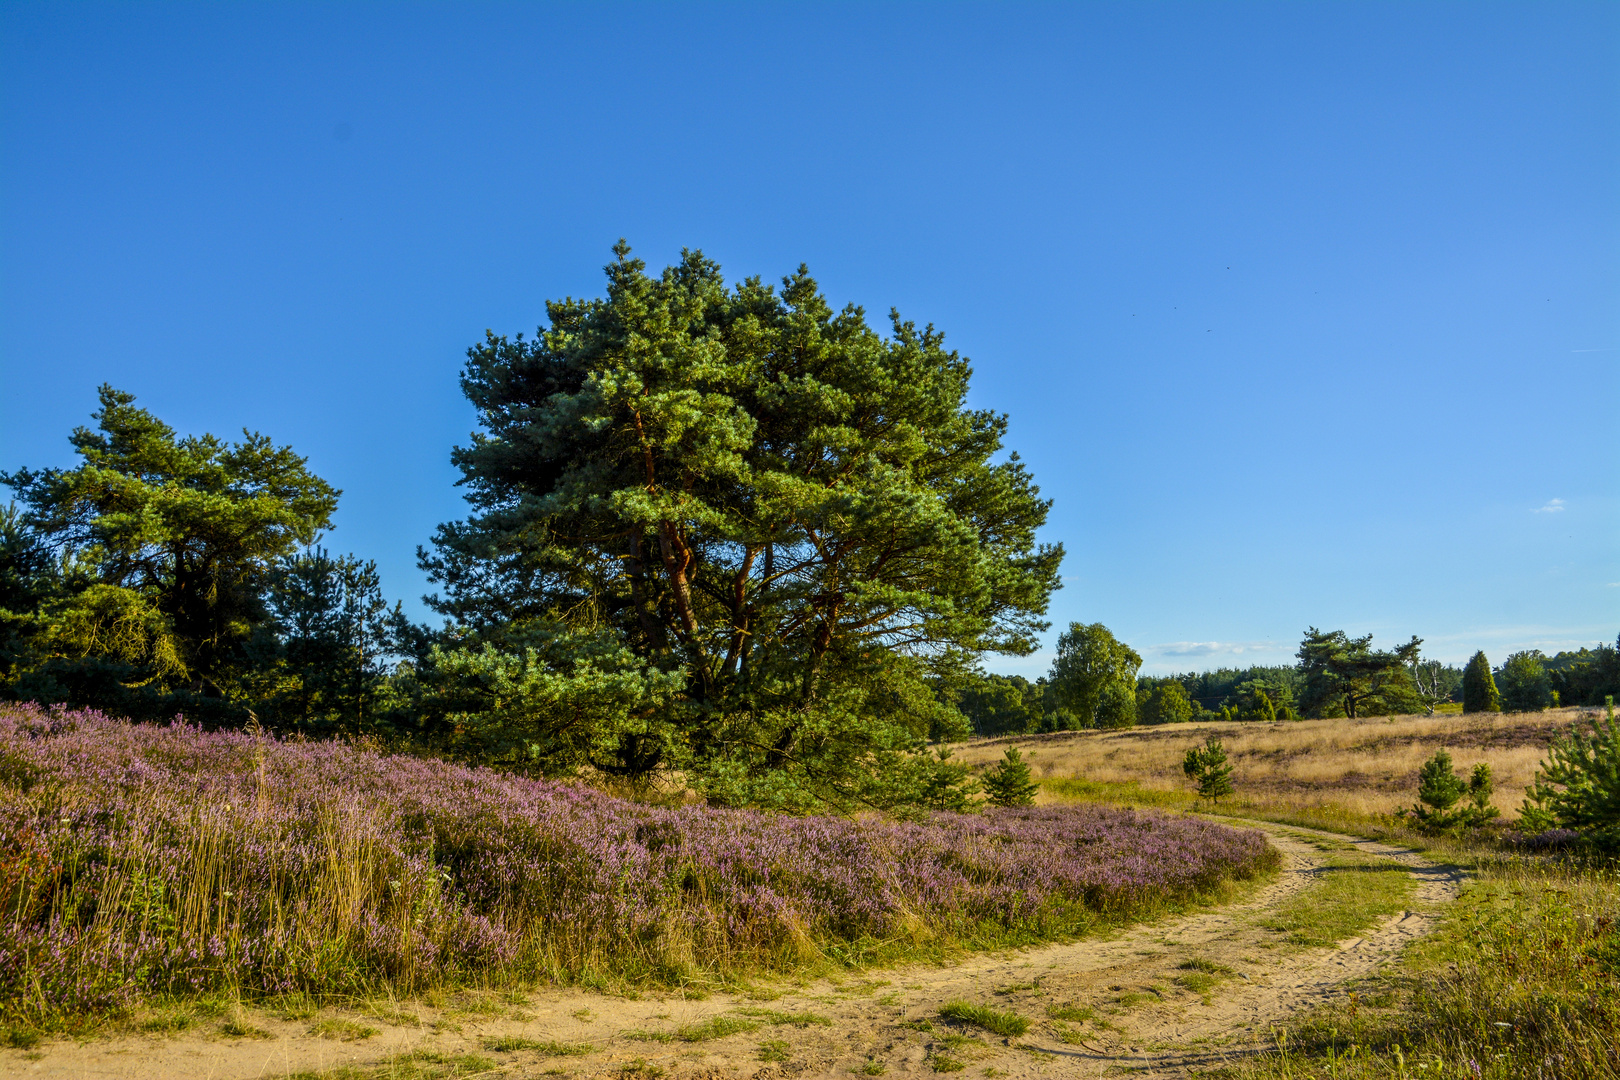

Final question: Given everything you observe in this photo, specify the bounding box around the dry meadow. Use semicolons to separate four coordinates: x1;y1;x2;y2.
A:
952;706;1597;823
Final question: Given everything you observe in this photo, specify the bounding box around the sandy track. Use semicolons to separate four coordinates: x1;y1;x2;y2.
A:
6;821;1462;1080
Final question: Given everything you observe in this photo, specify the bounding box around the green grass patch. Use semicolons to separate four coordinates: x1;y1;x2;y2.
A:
309;1018;380;1041
1180;956;1234;975
1227;859;1620;1080
272;993;321;1021
736;1007;832;1027
138;1008;195;1034
938;1000;1030;1037
993;981;1037;995
1045;1003;1093;1022
1259;851;1415;947
929;1054;966;1072
1174;972;1219;994
483;1035;593;1055
220;1018;274;1039
757;1038;790;1062
287;1050;501;1080
667;1014;760;1041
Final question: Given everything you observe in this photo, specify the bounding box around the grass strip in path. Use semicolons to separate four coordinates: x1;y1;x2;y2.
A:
1258;842;1417;948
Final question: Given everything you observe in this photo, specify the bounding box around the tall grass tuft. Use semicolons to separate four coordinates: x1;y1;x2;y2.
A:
0;704;1277;1025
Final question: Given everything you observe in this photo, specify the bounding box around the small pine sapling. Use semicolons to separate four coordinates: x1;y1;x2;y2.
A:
1401;750;1497;833
1466;762;1497;822
1182;736;1234;805
1518;711;1620;850
981;747;1039;807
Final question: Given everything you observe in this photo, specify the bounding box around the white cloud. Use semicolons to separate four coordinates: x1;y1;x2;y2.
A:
1533;498;1565;513
1153;641;1287;659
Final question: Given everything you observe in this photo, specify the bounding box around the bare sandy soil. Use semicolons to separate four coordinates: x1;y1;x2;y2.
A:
1;821;1462;1080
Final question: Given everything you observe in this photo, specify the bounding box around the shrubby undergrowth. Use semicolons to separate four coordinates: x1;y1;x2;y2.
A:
0;705;1277;1023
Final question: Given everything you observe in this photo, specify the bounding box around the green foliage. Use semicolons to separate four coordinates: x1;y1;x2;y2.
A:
981;747;1038;807
1172;664;1301;715
1295;628;1421;719
956;673;1044;736
1417;750;1466;811
1048;622;1140;729
418;245;1061;809
1542;637;1620;707
246;547;401;734
1462;650;1501;713
1400;750;1499;834
1519;712;1620;849
1136;678;1194;724
1496;650;1552;713
412;632;687;778
936;1001;1030;1037
1;386;338;714
1235;681;1277;723
1181;736;1234;803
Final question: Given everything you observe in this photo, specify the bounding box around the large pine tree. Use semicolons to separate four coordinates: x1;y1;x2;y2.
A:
419;244;1063;807
1462;650;1501;713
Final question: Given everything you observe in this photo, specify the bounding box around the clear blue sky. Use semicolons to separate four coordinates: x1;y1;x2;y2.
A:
2;2;1615;676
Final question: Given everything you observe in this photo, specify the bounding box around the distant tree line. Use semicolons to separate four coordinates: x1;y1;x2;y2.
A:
954;626;1620;736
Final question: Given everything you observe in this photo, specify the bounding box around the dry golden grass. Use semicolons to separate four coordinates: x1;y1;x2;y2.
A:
953;707;1596;822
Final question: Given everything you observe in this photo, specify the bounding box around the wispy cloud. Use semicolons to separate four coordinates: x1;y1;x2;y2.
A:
1533;498;1565;514
1153;641;1288;660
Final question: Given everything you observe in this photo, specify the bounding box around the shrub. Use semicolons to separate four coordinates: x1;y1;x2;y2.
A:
981;747;1038;807
1182;736;1234;804
1399;750;1498;834
1462;650;1501;713
1519;712;1620;850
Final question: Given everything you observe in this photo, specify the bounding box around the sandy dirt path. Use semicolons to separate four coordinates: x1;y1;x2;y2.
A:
3;821;1463;1080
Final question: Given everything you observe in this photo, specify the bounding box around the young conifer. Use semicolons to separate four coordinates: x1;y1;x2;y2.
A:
1182;736;1235;804
1462;651;1501;713
981;747;1039;807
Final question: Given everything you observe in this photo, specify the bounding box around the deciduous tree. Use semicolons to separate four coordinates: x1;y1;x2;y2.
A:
1497;651;1552;713
1048;622;1141;729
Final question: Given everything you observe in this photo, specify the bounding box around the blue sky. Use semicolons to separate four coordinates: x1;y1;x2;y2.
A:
2;2;1615;676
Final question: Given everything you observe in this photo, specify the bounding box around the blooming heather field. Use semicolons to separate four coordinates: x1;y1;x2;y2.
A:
0;705;1277;1021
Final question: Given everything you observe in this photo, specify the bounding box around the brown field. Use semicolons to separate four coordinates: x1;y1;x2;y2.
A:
951;706;1598;823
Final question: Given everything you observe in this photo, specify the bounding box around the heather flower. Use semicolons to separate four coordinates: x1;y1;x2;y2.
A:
0;703;1277;1018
